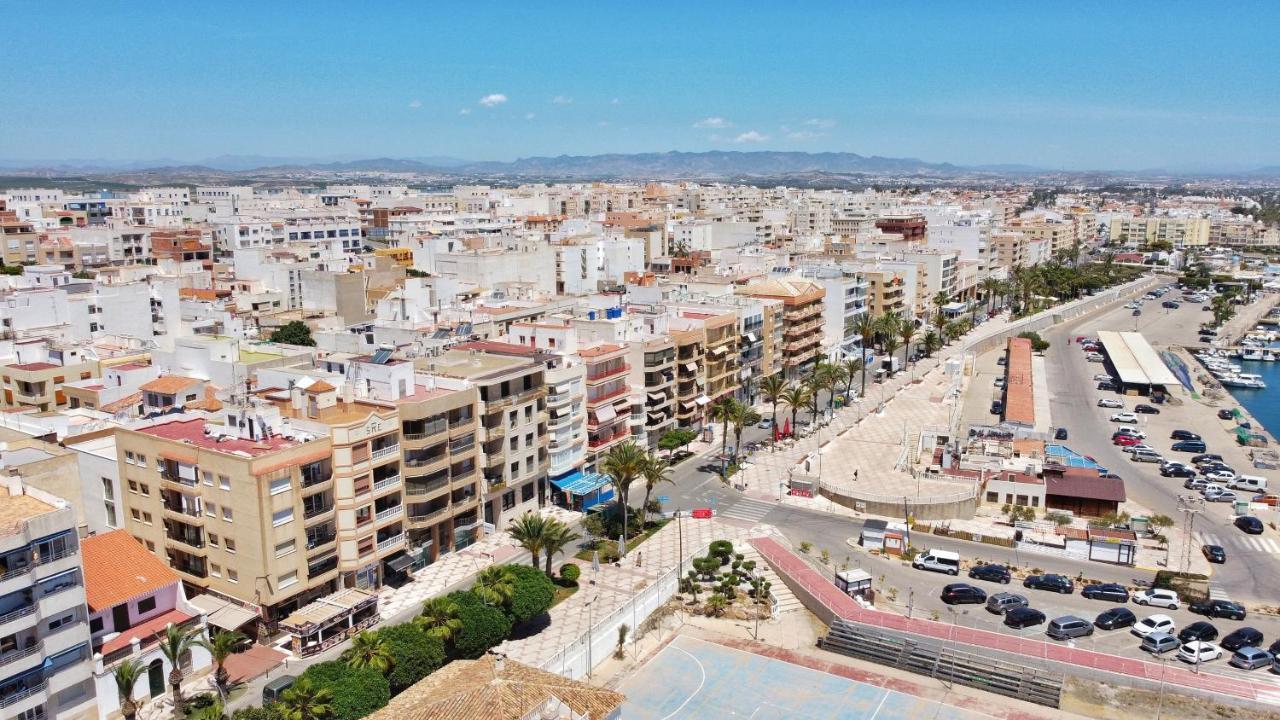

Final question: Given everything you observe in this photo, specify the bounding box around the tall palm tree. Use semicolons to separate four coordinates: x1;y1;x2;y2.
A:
898;321;916;368
876;311;902;346
196;630;247;698
855;314;878;397
473;565;516;607
979;277;1001;314
600;440;648;543
881;334;901;373
343;631;394;674
637;455;673;529
758;374;786;435
417;596;462;642
922;330;942;358
840;357;862;400
729;402;762;457
932;290;949;330
507;512;548;568
157;623;202;714
802;373;823;424
540;517;582;576
826;363;849;410
779;385;810;436
279;677;334;720
708;397;737;461
113;659;145;720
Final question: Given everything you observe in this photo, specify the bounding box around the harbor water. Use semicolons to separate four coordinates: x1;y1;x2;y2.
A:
1223;359;1280;441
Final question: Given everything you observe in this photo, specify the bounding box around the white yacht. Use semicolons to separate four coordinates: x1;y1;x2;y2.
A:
1221;373;1267;389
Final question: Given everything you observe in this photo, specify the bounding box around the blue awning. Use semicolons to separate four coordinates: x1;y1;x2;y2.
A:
551;471;611;496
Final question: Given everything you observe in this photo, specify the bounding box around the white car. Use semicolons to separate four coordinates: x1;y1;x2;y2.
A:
1114;427;1146;439
1098;398;1124;408
1177;641;1222;664
1087;353;1106;362
1134;589;1180;609
1205;489;1238;503
1123;444;1157;455
1132;614;1177;637
1204;471;1236;482
1093;373;1114;382
1111;412;1139;424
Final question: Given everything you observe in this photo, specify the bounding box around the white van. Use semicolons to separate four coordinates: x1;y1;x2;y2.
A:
1228;475;1268;493
912;549;961;576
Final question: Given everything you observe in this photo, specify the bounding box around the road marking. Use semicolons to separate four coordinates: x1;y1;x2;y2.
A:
720;497;774;522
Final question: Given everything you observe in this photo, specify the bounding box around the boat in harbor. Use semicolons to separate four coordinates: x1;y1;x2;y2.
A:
1221;373;1268;389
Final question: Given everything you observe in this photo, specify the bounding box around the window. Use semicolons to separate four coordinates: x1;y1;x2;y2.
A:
269;476;291;496
225;538;236;553
986;491;998;503
142;512;153;524
278;570;298;589
357;537;374;556
509;461;519;477
509;437;518;451
137;455;146;467
130;508;141;521
156;457;164;471
502;490;516;510
222;507;233;522
272;508;294;527
89;616;104;633
227;569;238;583
125;451;135;464
208;533;218;547
104;501;117;527
146;540;155;551
102;477;114;500
49;612;78;632
521;482;535;503
218;474;231;490
136;596;156;614
139;484;150;496
206;502;217;517
202;470;214;486
275;539;296;557
128;480;138;493
210;563;222;578
354;475;370;495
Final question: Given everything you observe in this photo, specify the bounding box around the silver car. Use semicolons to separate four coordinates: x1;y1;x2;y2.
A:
986;592;1029;615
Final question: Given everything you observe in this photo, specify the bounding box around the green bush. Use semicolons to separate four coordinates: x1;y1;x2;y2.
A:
450;591;512;659
299;661;390;720
378;623;445;694
506;565;555;625
559;563;580;584
1017;331;1051;352
709;540;734;564
231;707;283;720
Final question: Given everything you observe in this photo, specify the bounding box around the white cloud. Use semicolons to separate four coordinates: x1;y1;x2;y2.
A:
407;99;422;109
694;116;732;129
733;130;769;144
610;97;620;105
552;95;573;105
458;108;471;115
478;93;508;107
525;112;536;120
786;130;820;140
804;117;837;128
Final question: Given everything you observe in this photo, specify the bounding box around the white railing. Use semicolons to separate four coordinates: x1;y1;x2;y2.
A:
377;533;405;553
371;444;400;461
376;505;403;522
372;475;401;493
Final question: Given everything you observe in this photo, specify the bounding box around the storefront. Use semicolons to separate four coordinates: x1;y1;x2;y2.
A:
550;470;614;511
279;587;379;658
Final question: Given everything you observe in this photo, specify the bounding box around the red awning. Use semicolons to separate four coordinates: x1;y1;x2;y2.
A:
99;608;193;656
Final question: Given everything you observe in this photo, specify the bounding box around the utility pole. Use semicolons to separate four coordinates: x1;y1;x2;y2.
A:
1176;494;1205;574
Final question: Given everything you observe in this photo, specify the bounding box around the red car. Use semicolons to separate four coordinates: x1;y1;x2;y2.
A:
1113;435;1140;446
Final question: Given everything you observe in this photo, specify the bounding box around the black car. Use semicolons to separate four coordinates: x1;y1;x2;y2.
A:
1199;335;1214;343
990;400;1003;415
1094;607;1137;630
997;356;1007;366
1269;639;1280;656
1235;516;1264;535
1192;453;1224;464
1004;607;1047;629
1162;300;1180;309
1172;441;1207;453
941;583;987;605
1200;463;1235;475
968;564;1012;584
1160;466;1196;478
1054;427;1069;440
1189;599;1247;620
1202;545;1227;564
1135;404;1160;414
1178;621;1219;643
1201;328;1218;337
1171;430;1202;441
1217;410;1235;421
1023;574;1074;594
1081;583;1129;603
1098;380;1118;391
1221;627;1265;652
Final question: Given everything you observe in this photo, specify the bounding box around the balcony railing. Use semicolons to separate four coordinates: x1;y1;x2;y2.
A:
0;563;33;583
0;604;36;626
371;444;400;461
160;473;198;488
0;680;46;709
405;452;447;468
377;533;405;553
588;430;629;448
0;642;40;669
405;474;449;496
306;531;337;550
303;503;334;520
373;474;401;493
586;386;628;406
408;506;450;524
375;505;403;522
586;363;629;382
162;501;203;519
307;553;338;578
402;419;447;440
301;470;333;488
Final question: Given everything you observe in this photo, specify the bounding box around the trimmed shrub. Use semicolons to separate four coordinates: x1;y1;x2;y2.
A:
709;540;734;562
379;623;445;694
231;707;283;720
559;563;580;584
451;591;512;659
506;565;555;625
299;661;390;720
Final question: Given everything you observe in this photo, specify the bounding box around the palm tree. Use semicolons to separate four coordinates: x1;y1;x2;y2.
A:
855;314;878;397
826;363;849;410
875;311;902;346
507;512;548;568
840;357;862;400
881;335;901;373
157;623;202;714
898;321;916;368
709;397;737;461
416;596;463;642
343;630;394;674
600;440;647;515
279;677;334;720
473;565;516;607
196;630;247;698
637;455;674;529
729;402;762;457
113;659;145;720
980;277;1001;314
802;373;823;424
759;374;786;436
932;290;949;329
922;330;942;358
779;385;810;436
540;517;582;576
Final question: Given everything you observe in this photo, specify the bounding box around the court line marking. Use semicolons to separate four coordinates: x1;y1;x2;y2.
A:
868;690;891;720
658;644;707;720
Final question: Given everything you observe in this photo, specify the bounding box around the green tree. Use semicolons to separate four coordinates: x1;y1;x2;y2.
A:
1017;331;1051;352
196;630;248;698
922;330;942;358
840;358;862;400
297;662;388;720
855;314;878;397
113;659;146;720
378;623;445;694
342;631;394;674
638;455;673;529
898;320;917;368
270;321;316;347
158;624;203;714
600;441;647;514
449;591;513;659
416;596;463;644
278;678;334;720
472;565;516;607
709;397;738;461
730;401;762;454
657;428;696;458
506;564;556;624
231;707;284;720
539;517;582;576
507;512;548;568
758;374;787;434
779;385;810;434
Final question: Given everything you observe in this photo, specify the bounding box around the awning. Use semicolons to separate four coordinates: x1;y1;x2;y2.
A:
647;392;666;402
550;406;565;418
593;404;617;423
648;412;666;420
745;332;757;343
681;400;697;410
187;594;259;631
385;552;414;573
709;345;727;356
683;363;698;372
554;383;571;394
695;395;712;406
550;471;611;496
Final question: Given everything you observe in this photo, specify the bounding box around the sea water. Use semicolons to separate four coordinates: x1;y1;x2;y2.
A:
1224;359;1280;440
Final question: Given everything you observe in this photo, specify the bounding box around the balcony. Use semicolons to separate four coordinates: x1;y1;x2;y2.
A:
305;528;337;550
586;362;628;383
402;417;447;442
372;474;401;494
0;642;40;671
0;680;46;710
480;423;507;442
405;473;449;497
585;386;628;407
303;502;334;521
301;466;333;489
307;552;338;579
377;533;405;553
375;504;403;523
0;604;37;633
408;505;450;524
588;429;629;449
162;498;204;521
160;472;198;489
371;443;400;463
448;435;475;454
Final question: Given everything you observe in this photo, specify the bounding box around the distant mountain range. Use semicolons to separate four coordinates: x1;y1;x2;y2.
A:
3;151;1280;182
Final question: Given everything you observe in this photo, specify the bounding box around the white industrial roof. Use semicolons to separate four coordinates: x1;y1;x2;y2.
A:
1096;331;1179;386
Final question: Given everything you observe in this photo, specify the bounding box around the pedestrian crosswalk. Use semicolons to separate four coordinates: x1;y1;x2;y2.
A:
1197;532;1280;555
719;497;775;523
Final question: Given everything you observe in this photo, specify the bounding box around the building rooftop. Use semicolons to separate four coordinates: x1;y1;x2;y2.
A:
138;418;303;456
7;362;59;371
0;488;54;537
577;343;625;358
139;375;202;395
81;529;179;612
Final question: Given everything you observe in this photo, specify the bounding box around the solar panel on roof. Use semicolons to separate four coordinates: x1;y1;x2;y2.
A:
371;348;393;365
455;323;472;336
432;329;451;339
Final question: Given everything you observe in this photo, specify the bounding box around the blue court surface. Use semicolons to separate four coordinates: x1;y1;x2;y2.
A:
620;635;991;720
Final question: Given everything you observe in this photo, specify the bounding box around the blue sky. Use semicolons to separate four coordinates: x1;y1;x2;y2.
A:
2;1;1278;170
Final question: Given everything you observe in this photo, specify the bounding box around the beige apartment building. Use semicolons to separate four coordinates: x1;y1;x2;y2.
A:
671;326;708;431
862;268;908;318
1108;216;1210;248
740;278;825;379
1005;217;1077;257
2;357;97;412
628;337;675;449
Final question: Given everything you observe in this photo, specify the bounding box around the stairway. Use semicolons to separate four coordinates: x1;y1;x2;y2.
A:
741;547;801;615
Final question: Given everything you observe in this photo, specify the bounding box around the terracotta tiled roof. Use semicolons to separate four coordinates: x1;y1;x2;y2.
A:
101;391;143;414
365;655;624;720
304;380;336;394
81;530;180;612
140;375;201;395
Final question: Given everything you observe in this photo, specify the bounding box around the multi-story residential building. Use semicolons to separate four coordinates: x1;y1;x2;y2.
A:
84;530;212;720
1108;216;1210;248
671;326;709;431
578;343;631;466
988;230;1049;270
0;479;95;720
0;212;39;265
739;278;825;379
695;309;739;404
801;266;868;362
2;346;98;413
1005;217;1078;257
861;268;908;318
873;214;927;242
627;336;675;449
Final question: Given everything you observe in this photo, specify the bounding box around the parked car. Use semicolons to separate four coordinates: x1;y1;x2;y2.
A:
1133;614;1177;638
994;377;1005;388
1054;427;1069;440
1134;589;1180;609
1206;489;1238;503
1098;380;1119;391
968;564;1012;584
1171;430;1202;441
1095;607;1137;630
1161;465;1196;478
758;418;774;429
1199;335;1214;343
1228;646;1274;670
1004;607;1047;629
1217;410;1236;420
1234;516;1264;534
1114;435;1141;447
1098;398;1125;408
1202;545;1227;564
985;592;1029;615
1133;309;1142;316
1178;621;1219;643
1111;412;1139;423
1135;404;1160;414
1204;471;1237;483
1131;450;1163;463
1177;641;1221;664
1081;583;1130;603
1123;443;1157;455
1190;599;1247;620
1113;427;1146;439
997;356;1007;366
1047;615;1094;640
1221;627;1265;652
941;583;987;605
1086;352;1105;363
990;400;1003;415
1191;453;1224;464
1093;373;1113;382
1184;478;1209;491
1162;301;1180;309
1142;632;1180;655
1172;440;1208;453
1023;574;1074;594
